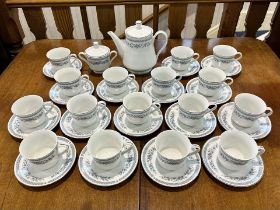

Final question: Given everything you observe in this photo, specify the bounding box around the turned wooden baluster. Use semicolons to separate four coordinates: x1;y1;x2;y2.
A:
168;4;188;38
125;5;142;27
96;6;116;39
52;7;74;39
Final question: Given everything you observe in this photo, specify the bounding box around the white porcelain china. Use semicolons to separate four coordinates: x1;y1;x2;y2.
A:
198;67;233;97
170;46;200;71
141;138;201;187
178;93;217;127
78;136;138;187
54;67;89;97
113;105;163;137
108;20;168;74
186;77;232;105
165;103;217;138
102;67;136;95
14;136;76;187
217;102;271;139
123;92;161;125
141;78;184;104
151;67;182;96
202;136;264;187
46;47;78;74
67;93;106;128
161;56;200;77
201;55;242;76
78;42;117;73
232;93;273;128
49;78;94;105
155;130;200;171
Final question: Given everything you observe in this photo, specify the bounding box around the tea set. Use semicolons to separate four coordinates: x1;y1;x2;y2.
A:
8;21;273;188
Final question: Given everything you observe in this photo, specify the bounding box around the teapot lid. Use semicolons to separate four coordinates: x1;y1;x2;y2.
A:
125;21;153;41
85;42;110;58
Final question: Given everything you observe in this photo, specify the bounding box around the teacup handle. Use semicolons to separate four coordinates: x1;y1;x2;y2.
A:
153;30;168;60
127;74;136;83
188;144;200;156
257;146;265;156
97;101;106;113
43;101;54;117
223;77;233;86
205;104;217;115
261;107;273;117
175;74;182;81
235;52;242;61
78;52;90;65
80;74;90;89
110;50;118;63
150;102;161;114
193;53;200;60
120;141;133;155
70;54;78;65
58;143;69;155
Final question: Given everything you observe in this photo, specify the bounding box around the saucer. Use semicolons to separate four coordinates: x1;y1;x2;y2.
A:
96;80;139;103
217;102;271;140
202;136;264;187
141;138;201;187
186;77;232;105
42;58;83;79
113;105;163;137
14;136;76;187
161;56;200;77
60;108;111;139
165;103;216;138
8;102;61;139
141;78;184;104
78;136;138;187
49;79;94;105
201;55;242;77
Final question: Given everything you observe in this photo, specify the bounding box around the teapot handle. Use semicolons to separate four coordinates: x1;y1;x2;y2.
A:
153;30;168;61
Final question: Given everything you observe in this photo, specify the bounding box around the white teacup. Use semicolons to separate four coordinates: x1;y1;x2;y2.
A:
178;93;217;127
198;67;233;97
46;47;77;74
87;129;132;171
19;130;69;171
151;67;182;96
123;92;161;125
54;67;89;97
11;95;54;128
102;67;135;95
217;130;265;171
212;45;242;71
156;130;200;171
66;93;106;127
171;46;200;71
231;93;273;128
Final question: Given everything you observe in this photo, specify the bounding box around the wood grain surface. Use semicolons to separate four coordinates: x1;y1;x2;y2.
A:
0;38;280;210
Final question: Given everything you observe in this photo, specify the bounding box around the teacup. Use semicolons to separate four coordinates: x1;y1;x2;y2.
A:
231;93;273;128
46;47;77;74
78;42;117;73
102;67;135;95
217;130;265;171
178;93;217;127
212;45;242;71
87;129;132;171
151;67;182;96
11;95;54;128
198;67;233;97
66;93;106;127
171;46;200;71
19;130;69;171
155;130;200;171
123;92;161;125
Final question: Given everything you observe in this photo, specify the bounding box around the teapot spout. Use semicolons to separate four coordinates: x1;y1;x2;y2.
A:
107;31;125;58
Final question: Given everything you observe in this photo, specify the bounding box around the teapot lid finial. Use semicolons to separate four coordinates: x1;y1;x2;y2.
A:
93;41;99;48
136;20;142;30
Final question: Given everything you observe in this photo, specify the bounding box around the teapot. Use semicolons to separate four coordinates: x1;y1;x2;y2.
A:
107;20;168;74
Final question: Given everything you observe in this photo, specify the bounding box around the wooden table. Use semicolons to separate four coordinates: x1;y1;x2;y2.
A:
0;38;280;210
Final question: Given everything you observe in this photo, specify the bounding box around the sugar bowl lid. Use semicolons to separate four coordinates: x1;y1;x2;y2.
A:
85;42;110;58
125;21;153;40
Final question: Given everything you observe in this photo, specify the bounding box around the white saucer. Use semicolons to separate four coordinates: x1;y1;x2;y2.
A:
60;108;111;139
141;138;201;187
96;80;139;103
201;55;242;77
202;136;264;187
113;105;163;137
217;102;271;140
165;103;216;138
42;58;83;79
161;56;200;77
14;136;76;187
186;77;232;105
8;102;61;139
78;136;138;187
49;79;94;105
141;78;184;104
